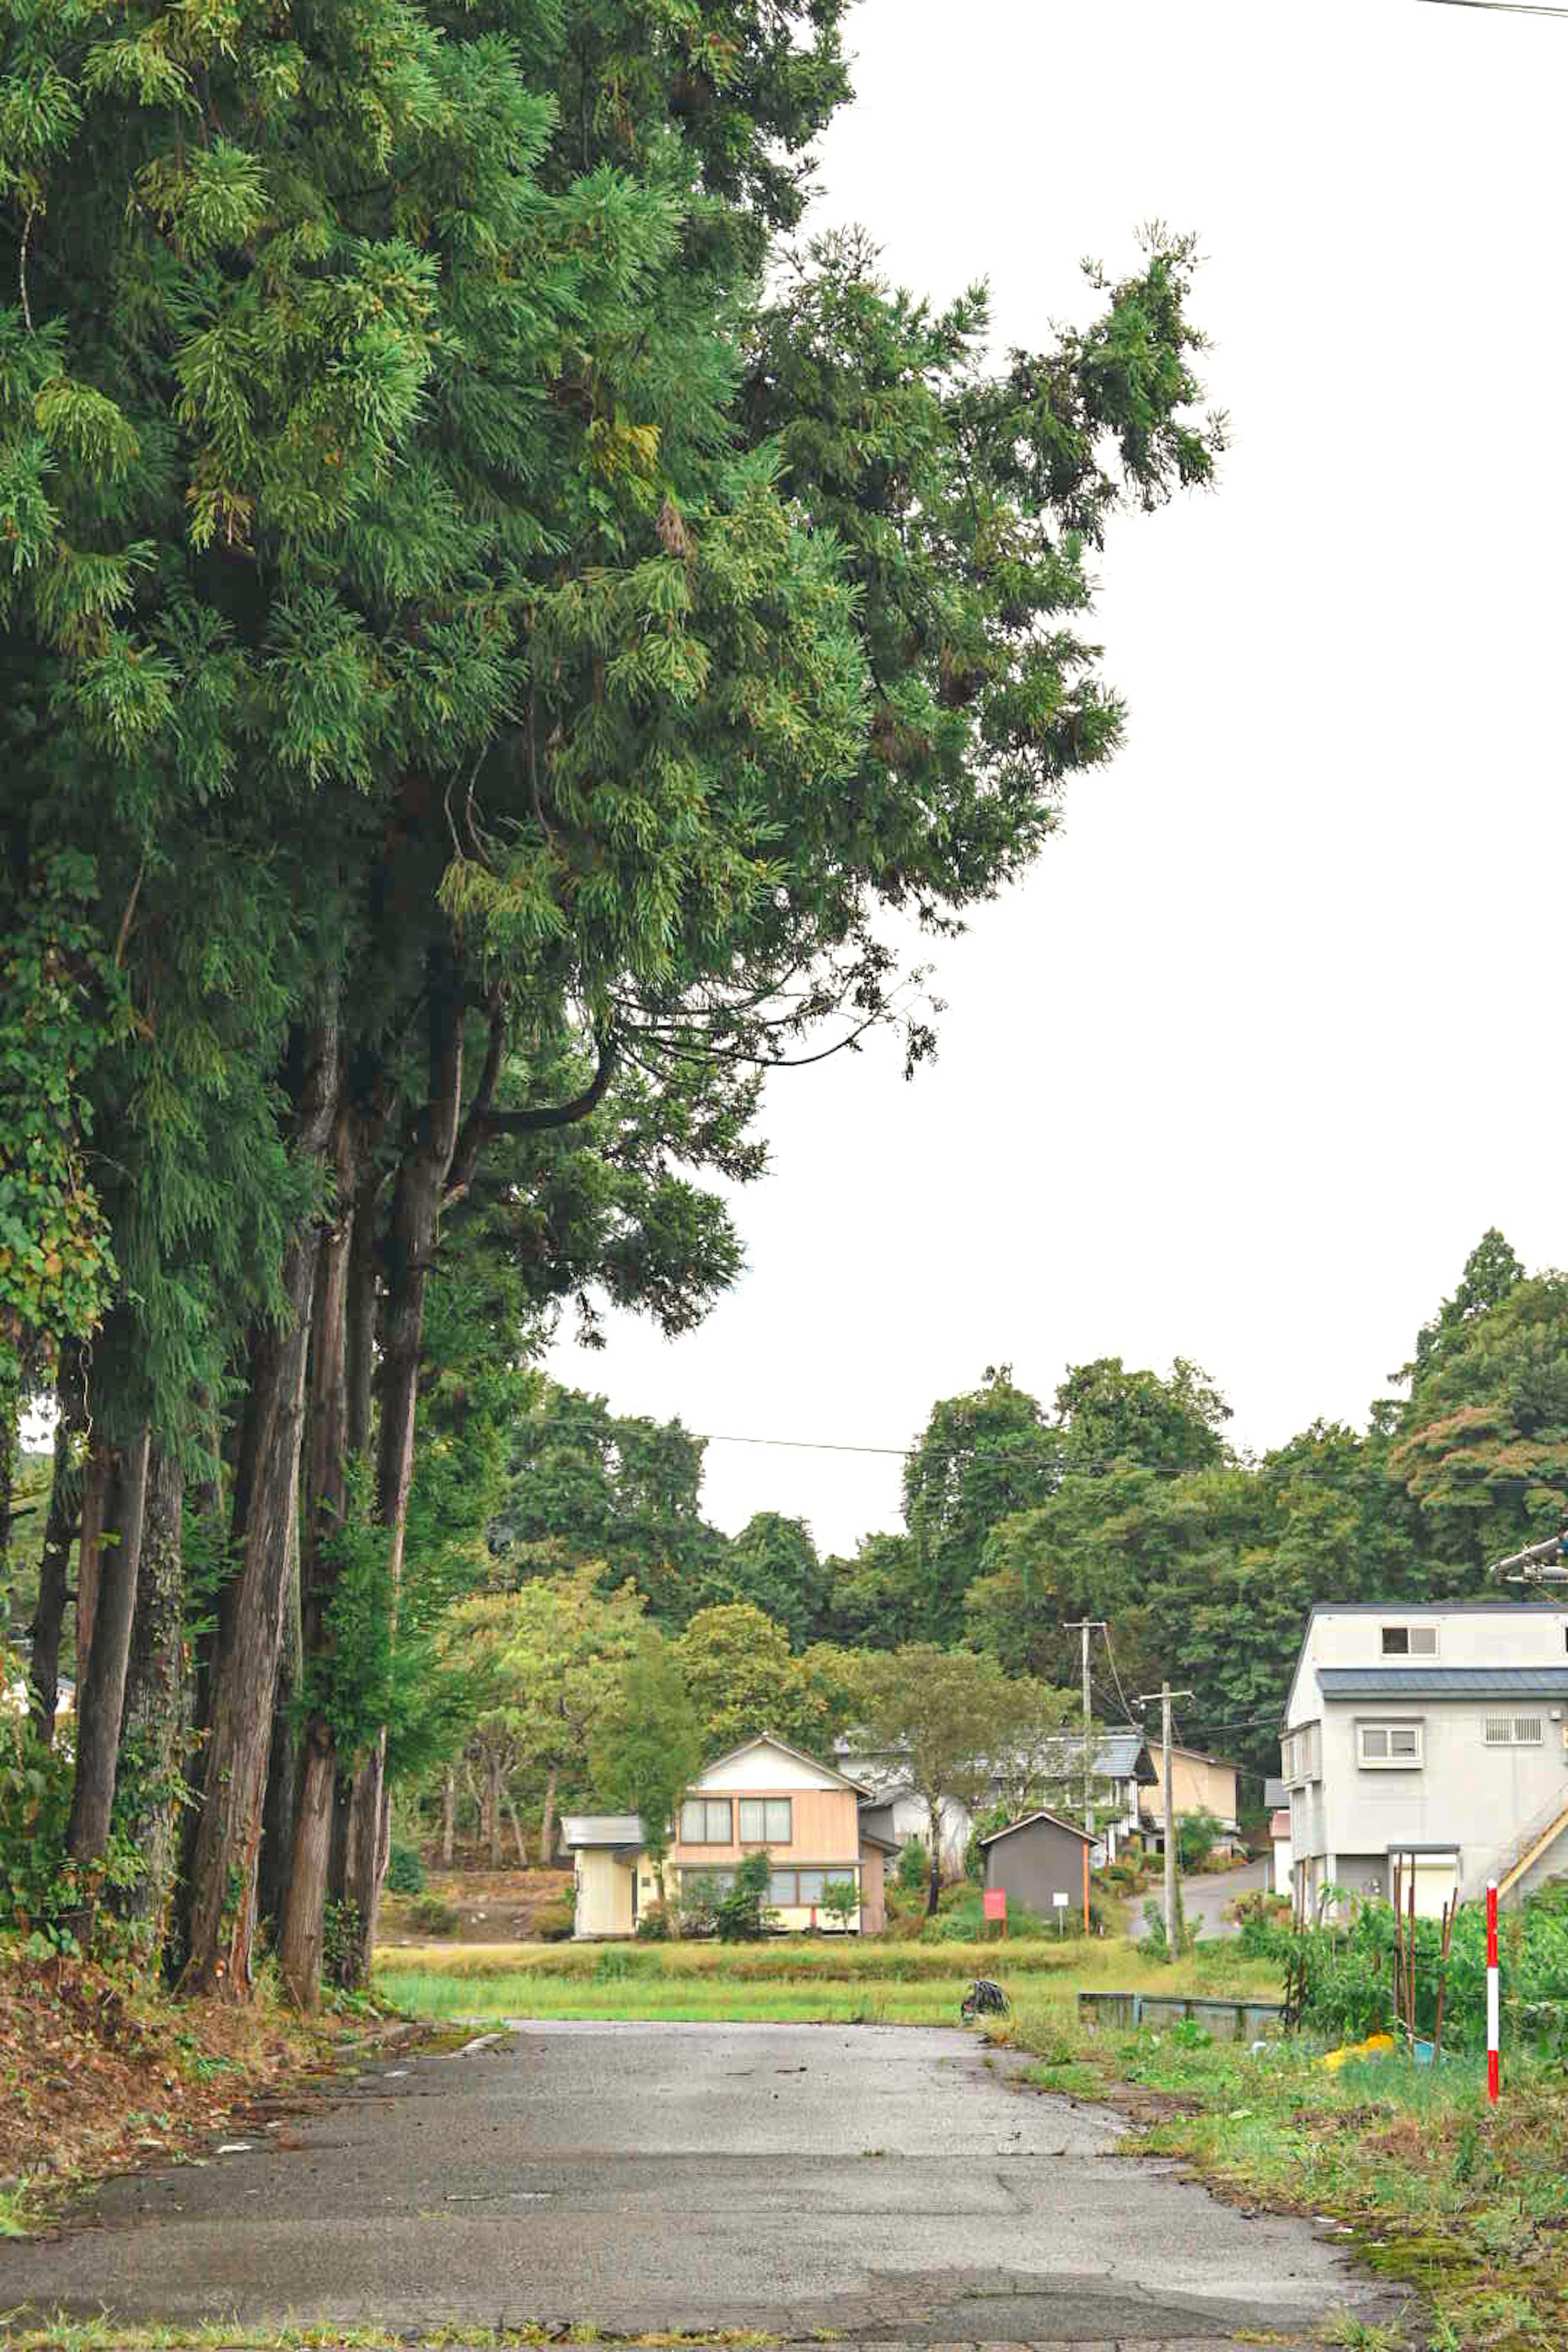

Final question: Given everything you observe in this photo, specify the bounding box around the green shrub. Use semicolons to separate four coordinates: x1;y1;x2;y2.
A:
963;1803;1011;1883
531;1900;575;1942
895;1836;928;1893
636;1902;673;1940
410;1894;461;1936
715;1850;777;1942
821;1878;859;1932
385;1840;425;1896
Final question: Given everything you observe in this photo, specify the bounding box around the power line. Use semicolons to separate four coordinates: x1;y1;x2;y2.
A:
1417;2;1568;16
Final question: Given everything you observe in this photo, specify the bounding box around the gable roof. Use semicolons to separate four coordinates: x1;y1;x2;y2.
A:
977;1807;1096;1850
1152;1742;1239;1773
1038;1727;1156;1783
1318;1667;1568;1699
696;1732;867;1794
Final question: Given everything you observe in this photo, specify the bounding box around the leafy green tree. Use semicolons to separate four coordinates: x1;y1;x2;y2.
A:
1392;1228;1526;1390
900;1370;1062;1641
590;1630;702;1924
1391;1270;1568;1575
850;1644;1036;1914
675;1601;860;1760
1055;1356;1231;1474
724;1513;825;1649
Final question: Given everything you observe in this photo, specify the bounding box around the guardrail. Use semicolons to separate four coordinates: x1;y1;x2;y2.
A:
1077;1991;1287;2040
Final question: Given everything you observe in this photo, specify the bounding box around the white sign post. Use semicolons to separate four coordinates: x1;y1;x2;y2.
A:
1052;1891;1070;1938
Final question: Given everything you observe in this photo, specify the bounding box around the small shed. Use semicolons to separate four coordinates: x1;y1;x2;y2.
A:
978;1808;1096;1926
1269;1808;1292;1900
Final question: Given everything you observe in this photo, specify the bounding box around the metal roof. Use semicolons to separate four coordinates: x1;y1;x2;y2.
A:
560;1813;645;1848
1036;1728;1155;1782
978;1807;1096;1849
1317;1668;1568;1699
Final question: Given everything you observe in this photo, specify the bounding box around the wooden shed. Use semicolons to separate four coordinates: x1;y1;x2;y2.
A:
978;1807;1096;1927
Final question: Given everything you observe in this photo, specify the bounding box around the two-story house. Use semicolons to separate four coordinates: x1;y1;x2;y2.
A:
1281;1602;1568;1918
562;1733;898;1938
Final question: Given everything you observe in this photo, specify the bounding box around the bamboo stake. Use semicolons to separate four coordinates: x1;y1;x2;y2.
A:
1433;1895;1457;2059
1391;1859;1403;2029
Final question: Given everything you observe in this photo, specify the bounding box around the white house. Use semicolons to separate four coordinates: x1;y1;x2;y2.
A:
834;1725;1155;1870
1281;1602;1568;1919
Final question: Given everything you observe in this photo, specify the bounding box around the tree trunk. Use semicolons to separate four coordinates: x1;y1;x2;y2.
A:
256;1510;302;1946
505;1790;528;1870
278;1104;362;2008
66;1425;151;1874
926;1800;942;1916
115;1443;186;1943
27;1373;82;1745
539;1762;559;1868
169;1443;223;1977
487;1751;503;1869
180;1006;340;1998
441;1768;455;1866
72;1433;111;1698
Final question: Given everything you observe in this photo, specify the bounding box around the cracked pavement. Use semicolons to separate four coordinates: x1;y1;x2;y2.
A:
0;2018;1404;2347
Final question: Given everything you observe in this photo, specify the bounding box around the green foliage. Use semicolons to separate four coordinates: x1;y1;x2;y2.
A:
896;1836;929;1893
589;1629;702;1881
1252;1893;1568;2054
0;854;122;1392
676;1600;860;1760
385;1840;425;1896
531;1901;575;1942
409;1895;461;1938
322;1899;365;1986
1177;1809;1225;1872
713;1847;777;1942
820;1878;858;1933
964;1803;1013;1883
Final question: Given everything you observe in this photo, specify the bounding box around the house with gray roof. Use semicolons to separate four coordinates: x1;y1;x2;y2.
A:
1281;1602;1568;1918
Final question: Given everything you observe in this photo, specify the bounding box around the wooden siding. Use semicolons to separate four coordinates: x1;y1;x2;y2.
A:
668;1784;861;1871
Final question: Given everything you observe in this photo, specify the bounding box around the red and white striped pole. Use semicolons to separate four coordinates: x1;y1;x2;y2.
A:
1486;1880;1500;2105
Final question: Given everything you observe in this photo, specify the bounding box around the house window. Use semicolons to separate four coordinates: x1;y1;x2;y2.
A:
1484;1716;1544;1747
1358;1722;1423;1768
679;1798;733;1843
682;1866;735;1896
767;1866;855;1906
1282;1722;1322;1784
1381;1625;1438;1657
739;1798;792;1844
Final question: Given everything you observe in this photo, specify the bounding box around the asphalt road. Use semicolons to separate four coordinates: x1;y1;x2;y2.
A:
1180;1856;1268;1940
4;2018;1398;2348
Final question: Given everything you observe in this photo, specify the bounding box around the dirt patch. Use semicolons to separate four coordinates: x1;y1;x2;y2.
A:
0;1950;424;2220
378;1864;572;1947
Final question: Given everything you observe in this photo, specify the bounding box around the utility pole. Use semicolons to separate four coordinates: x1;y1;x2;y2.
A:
1065;1620;1106;1842
1136;1682;1193;1961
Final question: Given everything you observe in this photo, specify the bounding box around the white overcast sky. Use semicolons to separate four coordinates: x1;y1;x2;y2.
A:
548;0;1568;1556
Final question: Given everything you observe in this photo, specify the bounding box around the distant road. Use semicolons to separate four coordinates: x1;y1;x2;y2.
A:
1179;1854;1268;1939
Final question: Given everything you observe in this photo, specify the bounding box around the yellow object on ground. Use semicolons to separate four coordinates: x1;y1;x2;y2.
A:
1320;2031;1396;2071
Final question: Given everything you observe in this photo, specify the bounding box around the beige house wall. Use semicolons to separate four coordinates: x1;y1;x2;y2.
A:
859;1844;886;1934
1141;1749;1239;1827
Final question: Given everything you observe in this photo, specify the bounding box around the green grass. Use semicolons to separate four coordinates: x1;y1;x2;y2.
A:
375;1932;1283;2028
997;1998;1568;2352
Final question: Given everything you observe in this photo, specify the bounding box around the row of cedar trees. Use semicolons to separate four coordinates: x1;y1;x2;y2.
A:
1;0;1223;2009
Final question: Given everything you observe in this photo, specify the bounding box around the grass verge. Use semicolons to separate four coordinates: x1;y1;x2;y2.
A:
995;1982;1568;2352
0;1941;407;2240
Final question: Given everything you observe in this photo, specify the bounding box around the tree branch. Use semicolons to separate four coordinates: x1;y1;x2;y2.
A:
486;1030;618;1136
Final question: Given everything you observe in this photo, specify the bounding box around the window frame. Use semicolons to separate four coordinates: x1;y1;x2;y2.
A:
679;1797;733;1845
738;1797;792;1846
1484;1715;1544;1748
1380;1624;1438;1658
766;1864;859;1908
1357;1719;1424;1769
